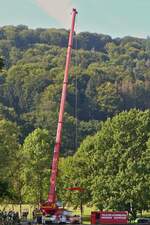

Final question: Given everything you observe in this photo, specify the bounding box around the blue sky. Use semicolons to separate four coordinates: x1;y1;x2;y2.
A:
0;0;149;38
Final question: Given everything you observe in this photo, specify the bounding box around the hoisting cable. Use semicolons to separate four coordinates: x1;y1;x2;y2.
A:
74;13;78;151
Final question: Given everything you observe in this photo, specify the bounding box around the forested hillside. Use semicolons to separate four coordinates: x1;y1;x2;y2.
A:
0;26;150;212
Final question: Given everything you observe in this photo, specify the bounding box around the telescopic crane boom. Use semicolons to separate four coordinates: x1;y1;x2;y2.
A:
48;8;78;204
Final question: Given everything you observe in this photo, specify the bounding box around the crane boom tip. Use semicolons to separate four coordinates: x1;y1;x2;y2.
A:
72;8;78;14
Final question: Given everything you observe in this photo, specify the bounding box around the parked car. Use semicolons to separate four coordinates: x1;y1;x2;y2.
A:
135;217;150;223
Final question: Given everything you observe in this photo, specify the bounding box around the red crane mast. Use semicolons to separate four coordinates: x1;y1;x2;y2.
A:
48;8;78;204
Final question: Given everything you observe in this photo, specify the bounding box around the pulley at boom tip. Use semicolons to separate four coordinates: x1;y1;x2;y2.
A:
72;8;78;14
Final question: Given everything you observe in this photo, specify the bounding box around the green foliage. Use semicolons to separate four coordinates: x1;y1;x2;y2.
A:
59;109;150;215
0;57;4;70
22;128;52;204
0;26;150;208
90;110;150;213
0;103;17;121
77;32;112;51
96;82;124;115
0;181;15;200
0;119;20;202
5;63;51;113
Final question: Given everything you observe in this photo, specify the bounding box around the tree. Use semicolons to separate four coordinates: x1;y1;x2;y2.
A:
97;82;124;116
0;26;150;205
0;103;17;121
5;63;52;113
0;119;20;202
0;181;15;201
0;57;4;70
22;128;52;204
0;57;5;87
58;155;92;207
91;109;150;215
77;32;112;51
58;109;150;215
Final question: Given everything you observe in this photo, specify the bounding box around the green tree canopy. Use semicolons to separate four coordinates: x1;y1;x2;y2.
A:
58;109;150;216
0;119;20;201
22;128;52;203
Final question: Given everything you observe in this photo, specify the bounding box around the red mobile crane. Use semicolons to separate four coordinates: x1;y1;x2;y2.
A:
40;8;78;218
38;9;129;225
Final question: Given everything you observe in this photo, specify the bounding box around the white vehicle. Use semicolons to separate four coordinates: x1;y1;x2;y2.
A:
43;213;80;224
59;215;70;224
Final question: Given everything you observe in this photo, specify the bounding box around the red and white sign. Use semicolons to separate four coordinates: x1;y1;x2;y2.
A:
91;211;128;224
100;211;128;224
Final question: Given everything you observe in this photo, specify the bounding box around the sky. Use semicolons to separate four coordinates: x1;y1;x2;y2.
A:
0;0;149;38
